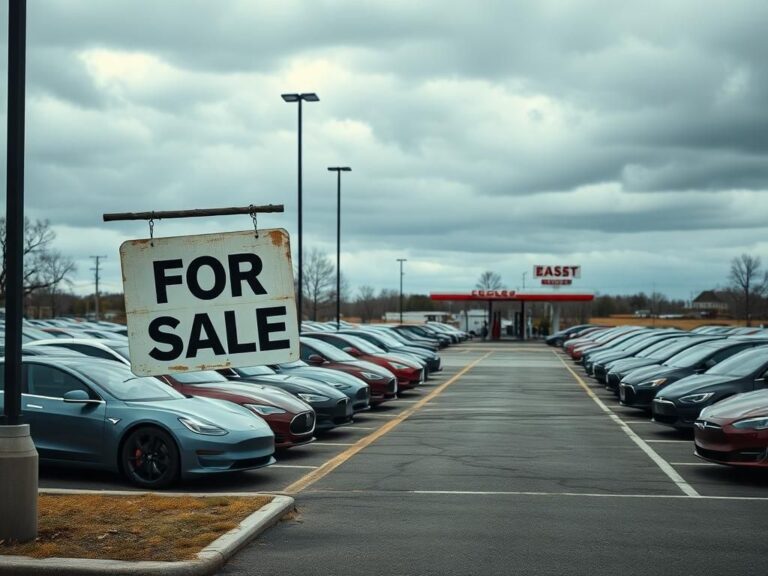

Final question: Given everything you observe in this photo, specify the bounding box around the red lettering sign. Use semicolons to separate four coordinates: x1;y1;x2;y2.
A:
533;265;581;279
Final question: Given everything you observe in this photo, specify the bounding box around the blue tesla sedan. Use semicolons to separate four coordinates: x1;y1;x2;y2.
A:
0;356;276;488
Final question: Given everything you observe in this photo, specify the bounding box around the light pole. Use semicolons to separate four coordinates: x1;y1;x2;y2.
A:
397;258;407;323
522;271;527;290
282;92;319;326
328;166;351;330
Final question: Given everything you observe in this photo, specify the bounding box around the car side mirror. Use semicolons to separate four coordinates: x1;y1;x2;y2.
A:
62;390;99;404
308;354;325;366
343;347;361;357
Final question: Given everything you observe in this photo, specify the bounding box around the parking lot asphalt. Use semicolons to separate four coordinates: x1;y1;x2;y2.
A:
39;341;768;574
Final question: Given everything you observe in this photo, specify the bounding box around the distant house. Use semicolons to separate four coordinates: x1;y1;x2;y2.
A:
691;290;729;318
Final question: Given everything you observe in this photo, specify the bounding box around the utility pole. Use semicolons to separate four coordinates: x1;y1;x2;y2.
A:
397;258;407;323
90;255;107;321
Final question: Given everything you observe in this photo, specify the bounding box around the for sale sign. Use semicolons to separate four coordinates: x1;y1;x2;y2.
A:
120;229;298;376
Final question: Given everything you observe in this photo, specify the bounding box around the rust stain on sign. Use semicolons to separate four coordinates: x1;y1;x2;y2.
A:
169;365;190;371
269;230;284;248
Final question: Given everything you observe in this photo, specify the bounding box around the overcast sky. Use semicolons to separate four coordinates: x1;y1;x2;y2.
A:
1;0;767;303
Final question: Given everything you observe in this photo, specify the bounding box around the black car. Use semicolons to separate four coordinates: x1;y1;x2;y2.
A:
582;329;654;373
652;346;768;429
605;335;723;388
545;324;598;347
618;339;768;409
589;331;686;382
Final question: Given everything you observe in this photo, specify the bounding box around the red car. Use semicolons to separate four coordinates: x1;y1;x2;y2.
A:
568;327;644;360
694;390;768;467
304;332;425;390
300;337;398;405
156;370;316;449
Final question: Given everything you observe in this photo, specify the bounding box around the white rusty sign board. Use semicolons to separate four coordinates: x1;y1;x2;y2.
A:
120;229;298;376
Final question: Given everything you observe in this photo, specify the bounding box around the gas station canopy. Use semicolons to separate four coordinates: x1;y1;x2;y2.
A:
430;290;594;302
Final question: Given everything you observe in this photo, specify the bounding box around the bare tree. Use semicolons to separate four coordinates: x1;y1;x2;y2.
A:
303;248;335;321
730;254;768;325
37;251;76;315
356;285;377;323
476;271;503;290
0;217;76;303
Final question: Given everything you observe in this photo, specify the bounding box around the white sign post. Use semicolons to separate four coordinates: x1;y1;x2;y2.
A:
120;229;299;376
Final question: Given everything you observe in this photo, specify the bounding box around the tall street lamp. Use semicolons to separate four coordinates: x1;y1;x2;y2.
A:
282;92;319;325
397;258;407;323
328;166;351;330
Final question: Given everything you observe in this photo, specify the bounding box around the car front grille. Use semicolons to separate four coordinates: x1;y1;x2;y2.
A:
290;411;316;435
356;387;370;400
652;399;678;424
696;445;766;463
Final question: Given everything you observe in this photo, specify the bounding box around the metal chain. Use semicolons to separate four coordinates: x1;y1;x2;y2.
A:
250;205;258;238
148;216;155;246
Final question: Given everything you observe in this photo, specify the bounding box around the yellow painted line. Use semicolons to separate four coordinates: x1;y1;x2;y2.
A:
282;351;493;495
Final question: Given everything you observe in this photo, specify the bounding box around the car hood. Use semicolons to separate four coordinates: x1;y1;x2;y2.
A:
340;359;396;379
123;395;273;434
658;374;741;400
280;366;366;390
609;357;657;373
182;381;312;412
380;352;423;368
236;374;348;401
622;364;685;385
699;390;768;421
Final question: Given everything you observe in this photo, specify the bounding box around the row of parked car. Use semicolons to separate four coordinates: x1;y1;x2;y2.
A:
550;323;768;469
0;317;467;489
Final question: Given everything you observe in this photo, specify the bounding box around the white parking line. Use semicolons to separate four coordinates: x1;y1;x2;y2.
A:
271;464;320;469
407;490;768;501
357;413;400;418
669;462;720;467
342;426;376;431
623;420;657;424
311;442;357;446
556;354;701;498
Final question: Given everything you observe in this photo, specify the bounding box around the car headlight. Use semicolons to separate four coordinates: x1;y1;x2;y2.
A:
679;392;715;404
361;372;384;381
244;404;287;416
390;362;411;370
732;417;768;430
178;416;228;436
297;393;330;403
638;378;667;388
331;382;352;390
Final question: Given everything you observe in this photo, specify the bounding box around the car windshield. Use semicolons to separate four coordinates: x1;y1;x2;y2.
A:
380;329;411;344
706;348;768;377
646;338;698;360
171;371;229;384
235;365;276;377
666;344;727;368
74;362;184;401
334;334;383;354
637;338;684;358
359;330;400;347
621;335;673;354
303;338;356;361
108;345;131;360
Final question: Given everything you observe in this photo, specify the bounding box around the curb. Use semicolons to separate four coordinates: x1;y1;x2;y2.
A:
0;494;294;576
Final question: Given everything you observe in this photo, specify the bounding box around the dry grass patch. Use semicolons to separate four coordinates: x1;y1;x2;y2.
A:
0;493;274;562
